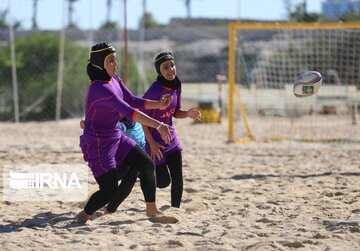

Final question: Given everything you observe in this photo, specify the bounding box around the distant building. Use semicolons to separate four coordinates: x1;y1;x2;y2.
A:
322;0;360;19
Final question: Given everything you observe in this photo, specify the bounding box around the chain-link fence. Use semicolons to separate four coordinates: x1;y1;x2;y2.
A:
0;18;230;122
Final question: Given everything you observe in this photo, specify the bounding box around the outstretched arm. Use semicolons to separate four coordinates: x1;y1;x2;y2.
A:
174;108;202;121
144;94;173;110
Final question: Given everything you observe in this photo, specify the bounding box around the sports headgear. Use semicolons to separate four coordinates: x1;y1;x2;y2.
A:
89;42;116;70
154;52;175;76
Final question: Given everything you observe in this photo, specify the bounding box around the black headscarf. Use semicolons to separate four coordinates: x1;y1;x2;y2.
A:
154;51;181;90
87;42;116;81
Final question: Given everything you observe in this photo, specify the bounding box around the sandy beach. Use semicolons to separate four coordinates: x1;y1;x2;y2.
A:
0;118;359;250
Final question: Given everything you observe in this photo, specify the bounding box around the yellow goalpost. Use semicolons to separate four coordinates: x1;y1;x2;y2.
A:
228;22;360;143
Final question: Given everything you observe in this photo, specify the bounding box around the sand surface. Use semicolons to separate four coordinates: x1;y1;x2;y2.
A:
0;119;359;250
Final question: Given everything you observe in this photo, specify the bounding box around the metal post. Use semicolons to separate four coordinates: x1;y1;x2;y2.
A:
9;0;19;123
55;0;66;121
123;0;129;85
137;0;146;95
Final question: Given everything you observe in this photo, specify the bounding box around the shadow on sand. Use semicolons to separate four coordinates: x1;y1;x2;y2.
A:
231;171;360;180
0;211;82;234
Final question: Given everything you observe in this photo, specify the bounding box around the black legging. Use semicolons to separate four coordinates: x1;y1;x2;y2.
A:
156;150;183;208
84;145;156;215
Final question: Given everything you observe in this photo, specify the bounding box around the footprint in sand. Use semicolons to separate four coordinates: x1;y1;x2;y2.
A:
184;202;207;212
149;215;179;224
184;187;198;193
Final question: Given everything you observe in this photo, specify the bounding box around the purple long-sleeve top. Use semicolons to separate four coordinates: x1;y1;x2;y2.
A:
141;81;182;165
80;75;147;177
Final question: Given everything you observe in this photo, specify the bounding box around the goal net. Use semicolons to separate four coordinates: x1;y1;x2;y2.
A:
228;22;360;143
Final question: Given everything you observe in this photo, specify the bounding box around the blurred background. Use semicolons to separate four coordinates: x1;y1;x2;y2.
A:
0;0;359;122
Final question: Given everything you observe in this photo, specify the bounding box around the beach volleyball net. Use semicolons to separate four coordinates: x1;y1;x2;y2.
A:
227;22;360;143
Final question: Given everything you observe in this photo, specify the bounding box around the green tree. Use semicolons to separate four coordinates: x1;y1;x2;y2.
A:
67;0;79;29
106;0;113;23
0;33;88;121
0;10;8;29
99;21;117;29
139;12;163;28
182;0;202;18
100;0;118;29
116;50;141;93
289;3;321;22
0;10;21;30
283;0;292;20
185;0;191;18
340;10;360;22
31;0;39;30
286;1;322;22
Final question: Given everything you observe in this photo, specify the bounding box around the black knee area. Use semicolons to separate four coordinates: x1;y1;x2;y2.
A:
100;183;117;201
156;164;171;188
124;145;155;178
116;165;130;180
96;170;118;199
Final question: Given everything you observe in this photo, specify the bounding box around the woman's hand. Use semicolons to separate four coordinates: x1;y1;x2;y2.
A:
187;108;202;121
158;94;173;110
80;119;85;129
157;122;174;145
149;141;164;161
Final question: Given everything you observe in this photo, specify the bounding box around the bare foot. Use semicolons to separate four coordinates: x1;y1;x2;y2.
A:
91;207;111;220
75;210;91;224
149;215;179;224
145;202;162;217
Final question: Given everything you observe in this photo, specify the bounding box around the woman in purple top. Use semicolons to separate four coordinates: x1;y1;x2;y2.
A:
142;52;202;208
76;43;173;223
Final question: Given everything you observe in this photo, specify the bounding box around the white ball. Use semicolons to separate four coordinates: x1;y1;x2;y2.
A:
293;71;322;97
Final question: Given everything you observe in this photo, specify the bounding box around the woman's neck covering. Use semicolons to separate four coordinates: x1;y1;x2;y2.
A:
156;76;181;90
